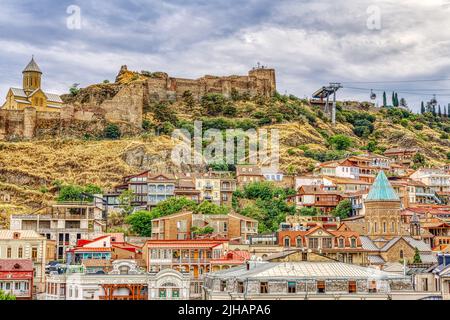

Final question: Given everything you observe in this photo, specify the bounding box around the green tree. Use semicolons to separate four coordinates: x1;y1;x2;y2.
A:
412;153;426;168
194;201;229;215
118;190;135;216
0;290;16;300
413;247;422;264
438;105;442;118
151;197;197;218
298;207;320;216
332;199;352;219
125;210;154;237
383;91;387;107
103;123;121;139
328;134;353;151
420;101;425;114
182;90;195;109
69;83;80;96
57;184;102;202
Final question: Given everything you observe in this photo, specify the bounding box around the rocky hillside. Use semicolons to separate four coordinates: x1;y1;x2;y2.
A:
1;87;449;224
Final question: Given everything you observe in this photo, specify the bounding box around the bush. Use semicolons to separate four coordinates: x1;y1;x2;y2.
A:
57;184;102;202
331;199;352;219
328;134;353;151
400;119;409;128
125;210;154;237
201;93;228;116
413;123;424;130
103;123;121;139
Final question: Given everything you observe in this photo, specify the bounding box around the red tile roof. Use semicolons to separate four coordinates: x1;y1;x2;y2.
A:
0;259;33;272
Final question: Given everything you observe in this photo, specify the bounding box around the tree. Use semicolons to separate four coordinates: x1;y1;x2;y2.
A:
328;134;353;151
0;290;16;300
151;197;197;218
125;210;154;237
69;83;80;96
194;201;229;215
103;123;121;140
413;247;422;264
420;101;425;114
392;92;395;106
298;207;320;216
182;90;195;109
332;199;352;219
118;190;135;216
383;91;387;107
412;153;426;168
438;105;442;118
57;184;102;202
394;93;399;107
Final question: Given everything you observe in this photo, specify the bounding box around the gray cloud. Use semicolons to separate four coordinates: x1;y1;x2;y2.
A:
1;0;450;111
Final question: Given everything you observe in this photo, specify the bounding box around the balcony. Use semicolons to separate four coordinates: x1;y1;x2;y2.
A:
352;204;363;209
241;227;258;233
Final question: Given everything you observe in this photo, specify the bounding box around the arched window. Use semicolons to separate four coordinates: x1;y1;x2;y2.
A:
296;237;302;248
284;237;291;248
7;246;11;258
399;250;404;259
383;222;387;234
391;222;395;233
374;222;378;233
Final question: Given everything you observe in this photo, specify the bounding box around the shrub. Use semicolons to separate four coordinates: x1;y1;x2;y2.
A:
400;119;409;128
328;134;353;151
103;123;121;139
125;211;154;237
413;123;424;130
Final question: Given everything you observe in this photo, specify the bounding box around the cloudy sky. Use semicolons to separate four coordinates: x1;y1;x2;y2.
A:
1;0;450;111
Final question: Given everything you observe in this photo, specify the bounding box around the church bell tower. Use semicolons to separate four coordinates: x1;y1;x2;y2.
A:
22;56;42;94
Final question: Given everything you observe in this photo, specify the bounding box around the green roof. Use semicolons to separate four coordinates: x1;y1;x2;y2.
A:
366;171;400;202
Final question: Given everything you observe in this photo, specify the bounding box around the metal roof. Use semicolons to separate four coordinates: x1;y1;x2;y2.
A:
360;236;379;251
209;261;408;280
10;88;27;97
0;230;45;240
44;92;63;103
366;171;400;202
23;57;42;73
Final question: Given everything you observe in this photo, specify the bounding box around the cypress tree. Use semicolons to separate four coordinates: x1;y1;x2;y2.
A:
432;105;437;116
394;93;399;107
392;92;395;107
420;101;425;114
438;105;442;118
383;91;387;107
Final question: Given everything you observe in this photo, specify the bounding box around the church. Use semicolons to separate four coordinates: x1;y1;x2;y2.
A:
1;57;63;112
344;171;437;266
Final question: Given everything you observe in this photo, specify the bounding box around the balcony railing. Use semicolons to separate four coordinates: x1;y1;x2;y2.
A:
241;228;258;233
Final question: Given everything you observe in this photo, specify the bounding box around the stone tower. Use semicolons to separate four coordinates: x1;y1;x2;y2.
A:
364;171;402;240
410;212;421;239
22;56;42;94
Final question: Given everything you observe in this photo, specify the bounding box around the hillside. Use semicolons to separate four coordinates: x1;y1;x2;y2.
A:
1;89;449;225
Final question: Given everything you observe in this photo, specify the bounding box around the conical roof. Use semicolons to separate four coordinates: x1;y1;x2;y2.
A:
22;56;42;73
366;171;400;202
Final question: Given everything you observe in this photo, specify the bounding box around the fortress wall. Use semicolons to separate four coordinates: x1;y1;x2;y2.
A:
101;82;144;127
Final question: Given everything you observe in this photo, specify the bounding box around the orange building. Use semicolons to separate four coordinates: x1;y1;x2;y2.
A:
151;211;258;243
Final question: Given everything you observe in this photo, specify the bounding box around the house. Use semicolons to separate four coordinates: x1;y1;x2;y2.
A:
0;230;49;293
9;200;105;261
0;259;34;300
66;234;142;273
384;148;420;166
202;260;432;300
45;259;191;300
277;223;369;265
410;169;450;194
150;211;258;243
236;165;265;186
1;57;63;112
142;239;246;298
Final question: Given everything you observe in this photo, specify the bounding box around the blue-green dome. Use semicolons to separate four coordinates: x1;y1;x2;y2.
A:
366;171;400;202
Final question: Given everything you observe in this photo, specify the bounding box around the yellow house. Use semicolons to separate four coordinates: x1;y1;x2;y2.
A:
1;57;63;112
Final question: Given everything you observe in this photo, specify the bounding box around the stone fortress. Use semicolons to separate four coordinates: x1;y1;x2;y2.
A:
0;58;277;140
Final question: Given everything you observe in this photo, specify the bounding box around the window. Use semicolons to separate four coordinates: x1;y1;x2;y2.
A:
220;281;227;292
322;238;332;249
18;247;23;258
32;247;38;261
317;281;325;294
308;238;319;249
348;254;353;264
260;282;268;294
383;222;387;234
369;281;377;293
391;222;395;233
284;237;291;247
223;222;228;233
350;238;357;248
374;222;378;233
287;282;296;293
7;247;11;258
399;250;404;259
296;237;302;248
338;238;345;248
237;282;244;293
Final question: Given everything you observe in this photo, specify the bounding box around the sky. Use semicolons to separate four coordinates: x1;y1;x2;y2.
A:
1;0;450;112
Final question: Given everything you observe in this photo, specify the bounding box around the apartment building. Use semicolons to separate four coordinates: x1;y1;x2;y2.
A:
0;230;48;293
9;200;105;261
150;211;258;243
